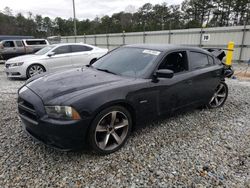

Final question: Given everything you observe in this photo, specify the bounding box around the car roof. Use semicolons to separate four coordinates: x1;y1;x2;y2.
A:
54;43;96;48
23;39;47;41
125;44;210;54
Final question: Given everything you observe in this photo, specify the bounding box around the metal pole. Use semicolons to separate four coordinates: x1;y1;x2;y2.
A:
106;34;109;50
123;31;125;45
72;0;77;37
199;28;203;47
143;23;146;43
168;21;172;44
239;18;247;63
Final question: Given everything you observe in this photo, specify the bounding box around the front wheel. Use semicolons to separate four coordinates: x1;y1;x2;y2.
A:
88;106;132;154
207;82;228;109
26;64;45;78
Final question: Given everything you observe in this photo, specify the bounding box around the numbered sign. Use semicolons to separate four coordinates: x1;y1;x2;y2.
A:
202;34;210;42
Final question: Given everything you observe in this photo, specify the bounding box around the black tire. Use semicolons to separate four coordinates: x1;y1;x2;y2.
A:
207;82;228;109
89;58;97;65
26;64;46;78
88;106;132;154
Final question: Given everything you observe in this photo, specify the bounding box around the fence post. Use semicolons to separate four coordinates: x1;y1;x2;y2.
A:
106;34;109;50
168;30;171;44
168;21;172;44
84;33;86;43
239;20;248;63
123;31;125;45
66;38;69;43
199;27;204;47
143;32;146;43
94;35;97;46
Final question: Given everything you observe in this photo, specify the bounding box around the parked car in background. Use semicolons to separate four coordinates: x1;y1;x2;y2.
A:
17;44;232;154
5;43;108;78
0;39;49;62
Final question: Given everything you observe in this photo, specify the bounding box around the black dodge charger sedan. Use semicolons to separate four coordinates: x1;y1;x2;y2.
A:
18;44;230;154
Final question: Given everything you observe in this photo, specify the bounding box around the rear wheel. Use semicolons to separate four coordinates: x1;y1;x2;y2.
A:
89;58;97;65
88;106;132;154
207;82;228;109
27;64;45;78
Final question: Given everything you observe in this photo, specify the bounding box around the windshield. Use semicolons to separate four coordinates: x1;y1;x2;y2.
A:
92;47;161;78
35;45;55;55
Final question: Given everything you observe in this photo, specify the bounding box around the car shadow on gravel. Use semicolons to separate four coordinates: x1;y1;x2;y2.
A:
7;77;27;81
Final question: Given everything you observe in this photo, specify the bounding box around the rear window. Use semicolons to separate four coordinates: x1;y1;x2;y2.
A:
53;45;71;55
208;55;214;65
15;41;23;47
189;51;210;70
71;45;92;52
25;40;47;45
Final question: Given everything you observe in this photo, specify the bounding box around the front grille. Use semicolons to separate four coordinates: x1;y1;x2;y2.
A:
18;98;38;122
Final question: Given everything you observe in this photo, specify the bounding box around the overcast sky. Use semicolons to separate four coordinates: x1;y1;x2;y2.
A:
0;0;183;20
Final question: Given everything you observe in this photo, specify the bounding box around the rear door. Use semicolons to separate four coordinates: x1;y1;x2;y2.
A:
188;51;222;103
70;45;93;67
47;45;73;72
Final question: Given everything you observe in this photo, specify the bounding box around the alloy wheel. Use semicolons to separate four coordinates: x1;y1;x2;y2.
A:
209;82;227;108
94;110;129;151
28;65;44;77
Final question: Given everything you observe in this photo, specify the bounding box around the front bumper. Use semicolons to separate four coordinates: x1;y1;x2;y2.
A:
18;86;91;150
5;66;27;78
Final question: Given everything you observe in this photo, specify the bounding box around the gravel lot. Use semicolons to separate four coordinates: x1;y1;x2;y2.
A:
0;64;250;187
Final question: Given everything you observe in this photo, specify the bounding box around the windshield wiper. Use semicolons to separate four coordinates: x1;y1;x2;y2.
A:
96;68;117;75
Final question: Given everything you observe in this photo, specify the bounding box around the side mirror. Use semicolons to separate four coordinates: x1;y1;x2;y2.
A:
155;69;174;79
47;52;55;57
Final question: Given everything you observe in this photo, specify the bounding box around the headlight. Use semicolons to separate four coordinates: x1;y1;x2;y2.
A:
45;106;81;120
9;62;24;67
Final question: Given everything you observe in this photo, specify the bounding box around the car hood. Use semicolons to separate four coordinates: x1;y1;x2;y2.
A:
26;67;133;103
6;54;43;63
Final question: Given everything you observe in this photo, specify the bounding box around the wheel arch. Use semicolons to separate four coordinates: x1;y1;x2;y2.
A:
89;58;97;65
26;63;46;78
91;100;137;129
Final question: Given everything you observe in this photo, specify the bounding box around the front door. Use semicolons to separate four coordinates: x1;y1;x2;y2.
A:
150;51;196;115
47;45;73;72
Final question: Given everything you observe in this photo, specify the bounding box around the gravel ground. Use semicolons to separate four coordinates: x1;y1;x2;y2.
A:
0;64;250;187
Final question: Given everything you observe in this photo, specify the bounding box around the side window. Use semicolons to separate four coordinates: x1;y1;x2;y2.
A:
158;51;188;73
71;45;92;52
208;55;214;65
3;41;15;48
26;40;47;45
15;41;24;47
189;51;210;70
53;45;71;55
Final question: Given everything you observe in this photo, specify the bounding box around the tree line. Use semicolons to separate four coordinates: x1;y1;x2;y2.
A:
0;0;249;38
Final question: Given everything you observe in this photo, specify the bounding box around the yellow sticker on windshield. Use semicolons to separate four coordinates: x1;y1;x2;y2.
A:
143;49;161;56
